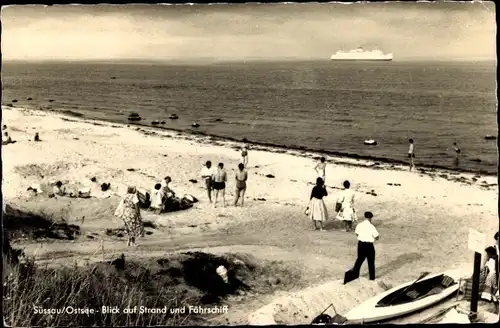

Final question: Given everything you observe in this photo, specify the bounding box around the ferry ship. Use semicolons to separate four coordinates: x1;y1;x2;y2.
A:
330;47;393;61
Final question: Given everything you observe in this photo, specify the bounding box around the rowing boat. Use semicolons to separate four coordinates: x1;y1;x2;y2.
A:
344;271;461;323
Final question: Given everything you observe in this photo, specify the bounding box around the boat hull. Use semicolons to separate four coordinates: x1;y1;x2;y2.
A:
344;271;461;323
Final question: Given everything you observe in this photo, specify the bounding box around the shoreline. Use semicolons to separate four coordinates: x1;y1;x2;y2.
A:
4;105;498;179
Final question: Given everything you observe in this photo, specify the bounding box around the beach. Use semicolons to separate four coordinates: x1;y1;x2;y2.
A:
2;105;498;324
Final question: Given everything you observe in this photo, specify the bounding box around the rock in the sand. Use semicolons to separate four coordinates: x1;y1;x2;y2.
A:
78;188;91;198
215;118;223;122
470;158;482;163
242;138;249;142
128;113;142;121
265;174;275;178
110;76;117;80
48;99;55;102
192;122;200;128
12;99;18;103
34;133;40;142
90;177;97;182
256;198;267;201
189;179;198;184
26;97;33;101
484;135;496;140
169;114;179;119
151;120;160;125
101;183;110;192
126;168;136;171
160;121;166;124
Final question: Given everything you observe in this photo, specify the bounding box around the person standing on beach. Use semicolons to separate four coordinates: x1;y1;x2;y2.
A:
115;186;143;247
234;163;248;206
201;161;215;203
336;180;357;232
408;139;415;171
350;211;379;281
314;157;327;183
212;163;227;208
241;144;249;167
307;177;328;231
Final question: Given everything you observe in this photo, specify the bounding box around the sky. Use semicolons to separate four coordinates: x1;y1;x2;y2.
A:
1;2;496;62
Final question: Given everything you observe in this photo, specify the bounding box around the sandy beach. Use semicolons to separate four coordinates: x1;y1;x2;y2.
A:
2;106;498;324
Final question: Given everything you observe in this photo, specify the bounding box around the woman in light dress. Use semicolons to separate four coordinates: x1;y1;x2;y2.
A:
336;180;357;232
307;177;328;231
115;186;144;246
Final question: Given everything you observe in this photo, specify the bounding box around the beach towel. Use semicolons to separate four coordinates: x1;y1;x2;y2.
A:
114;199;125;218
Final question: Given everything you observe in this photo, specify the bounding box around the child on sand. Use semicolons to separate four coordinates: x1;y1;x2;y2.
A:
234;163;248;206
212;163;227;208
314;157;327;182
241;144;249;167
408;139;415;171
150;183;164;214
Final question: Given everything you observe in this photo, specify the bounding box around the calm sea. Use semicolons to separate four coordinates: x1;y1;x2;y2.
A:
2;60;497;174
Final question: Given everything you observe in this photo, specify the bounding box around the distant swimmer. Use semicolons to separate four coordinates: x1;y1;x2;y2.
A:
314;157;327;182
408;139;415;171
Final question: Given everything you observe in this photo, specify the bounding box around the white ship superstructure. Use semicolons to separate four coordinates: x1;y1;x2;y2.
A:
330;47;393;61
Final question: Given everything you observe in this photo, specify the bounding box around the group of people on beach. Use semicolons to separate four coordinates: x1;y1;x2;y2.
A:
113;176;181;247
308;157;357;232
199;144;249;208
113;145;250;246
308;156;380;281
200;160;248;208
407;138;462;171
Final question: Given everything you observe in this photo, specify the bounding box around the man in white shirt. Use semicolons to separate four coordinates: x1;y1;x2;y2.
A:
352;211;379;280
200;161;214;203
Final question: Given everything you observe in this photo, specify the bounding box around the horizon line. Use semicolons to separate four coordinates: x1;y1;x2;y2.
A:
3;57;496;64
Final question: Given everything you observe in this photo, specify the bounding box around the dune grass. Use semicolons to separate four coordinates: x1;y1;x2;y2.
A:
3;257;202;327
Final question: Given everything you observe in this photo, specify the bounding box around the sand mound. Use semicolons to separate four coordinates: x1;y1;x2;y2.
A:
248;278;385;325
4;204;80;241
